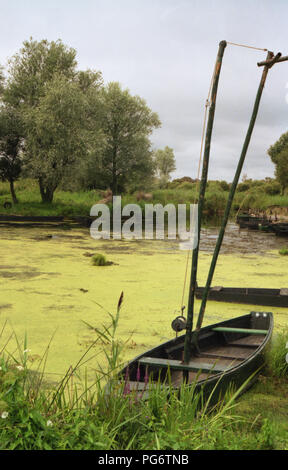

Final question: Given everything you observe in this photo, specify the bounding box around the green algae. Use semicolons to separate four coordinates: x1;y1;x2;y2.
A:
0;225;288;385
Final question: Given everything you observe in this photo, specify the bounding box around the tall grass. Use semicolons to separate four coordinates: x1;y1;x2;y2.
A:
265;329;288;378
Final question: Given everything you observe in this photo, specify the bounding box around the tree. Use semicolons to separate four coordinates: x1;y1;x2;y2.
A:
4;38;77;108
24;75;102;203
98;82;161;194
3;38;103;202
0;66;5;96
268;132;288;194
0;106;23;203
154;146;176;188
275;149;288;195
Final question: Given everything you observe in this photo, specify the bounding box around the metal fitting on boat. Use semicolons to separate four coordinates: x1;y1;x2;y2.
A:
171;316;187;332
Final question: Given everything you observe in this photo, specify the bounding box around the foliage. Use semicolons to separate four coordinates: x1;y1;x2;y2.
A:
274;149;288;195
268;131;288;163
2;38;103;203
265;329;288;378
95;82;161;194
204;191;227;215
268;132;288;194
154;146;176;188
219;180;230;191
24;75;102;202
264;181;282;195
4;38;77;108
0;106;24;203
237;182;250;192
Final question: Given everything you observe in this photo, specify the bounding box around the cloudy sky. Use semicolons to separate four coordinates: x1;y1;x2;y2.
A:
0;0;287;181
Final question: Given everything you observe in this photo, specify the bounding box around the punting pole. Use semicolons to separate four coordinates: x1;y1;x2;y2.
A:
195;50;288;333
183;40;227;366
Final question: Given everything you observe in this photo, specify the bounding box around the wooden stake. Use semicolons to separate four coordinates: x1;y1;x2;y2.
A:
195;51;277;333
183;40;227;366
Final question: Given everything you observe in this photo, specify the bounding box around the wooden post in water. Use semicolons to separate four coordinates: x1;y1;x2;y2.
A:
183;40;227;366
195;50;288;332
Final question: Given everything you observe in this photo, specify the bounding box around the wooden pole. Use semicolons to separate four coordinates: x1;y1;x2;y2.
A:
195;51;274;333
183;40;227;365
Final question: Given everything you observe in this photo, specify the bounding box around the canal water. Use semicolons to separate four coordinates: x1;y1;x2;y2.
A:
0;221;287;384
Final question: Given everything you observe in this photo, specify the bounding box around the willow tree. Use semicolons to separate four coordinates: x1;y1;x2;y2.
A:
3;38;103;202
24;74;102;203
154;146;176;188
99;82;161;194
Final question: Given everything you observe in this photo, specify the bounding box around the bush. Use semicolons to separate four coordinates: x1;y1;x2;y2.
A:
204;192;227;215
178;182;195;190
219;181;230;191
264;182;282;196
237;182;250;192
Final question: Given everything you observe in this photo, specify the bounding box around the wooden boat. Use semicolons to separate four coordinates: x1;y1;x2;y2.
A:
268;222;288;237
111;43;285;402
236;214;269;230
195;286;288;307
118;312;273;402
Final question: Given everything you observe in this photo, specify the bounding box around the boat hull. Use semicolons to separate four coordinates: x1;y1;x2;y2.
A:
268;223;288;237
236;215;269;230
195;286;288;307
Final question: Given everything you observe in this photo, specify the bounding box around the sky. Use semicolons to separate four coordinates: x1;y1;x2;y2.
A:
0;0;287;181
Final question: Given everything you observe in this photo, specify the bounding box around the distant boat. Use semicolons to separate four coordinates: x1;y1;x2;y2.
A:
195;286;288;308
268;223;288;237
236;214;269;230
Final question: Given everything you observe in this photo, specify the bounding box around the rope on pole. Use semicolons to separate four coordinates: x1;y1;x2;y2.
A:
227;41;268;52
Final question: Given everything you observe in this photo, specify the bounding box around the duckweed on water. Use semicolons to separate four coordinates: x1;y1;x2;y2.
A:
0;225;288;385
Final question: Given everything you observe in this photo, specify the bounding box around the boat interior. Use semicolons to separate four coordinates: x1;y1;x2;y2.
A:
121;312;272;390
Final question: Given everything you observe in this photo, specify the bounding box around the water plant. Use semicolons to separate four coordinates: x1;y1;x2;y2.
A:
91;253;110;266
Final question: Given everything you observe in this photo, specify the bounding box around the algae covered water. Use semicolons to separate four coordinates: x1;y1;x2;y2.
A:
0;222;287;384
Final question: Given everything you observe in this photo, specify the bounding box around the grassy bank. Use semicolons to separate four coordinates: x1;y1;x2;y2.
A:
1;179;288;218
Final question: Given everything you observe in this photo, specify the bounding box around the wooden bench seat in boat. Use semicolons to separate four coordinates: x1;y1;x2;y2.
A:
212;327;268;335
138;357;229;373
